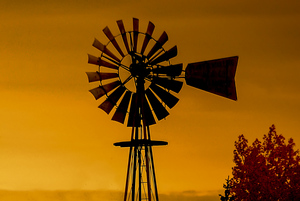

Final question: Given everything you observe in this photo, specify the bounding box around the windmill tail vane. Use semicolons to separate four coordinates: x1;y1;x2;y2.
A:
86;18;238;201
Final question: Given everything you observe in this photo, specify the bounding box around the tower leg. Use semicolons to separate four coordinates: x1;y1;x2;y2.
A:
124;127;135;201
147;126;159;201
148;145;159;201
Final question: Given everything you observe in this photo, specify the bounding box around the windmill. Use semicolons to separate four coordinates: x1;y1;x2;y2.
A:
86;18;238;201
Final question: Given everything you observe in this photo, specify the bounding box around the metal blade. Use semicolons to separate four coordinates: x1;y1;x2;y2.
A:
145;88;169;120
87;54;118;70
99;72;119;80
87;54;99;65
99;86;126;114
98;99;114;114
103;26;125;57
142;94;156;126
152;77;183;93
141;21;155;55
93;38;121;62
185;56;238;100
127;93;140;127
89;81;121;100
149;83;179;109
132;18;139;52
149;45;177;65
147;31;168;59
89;87;105;100
86;72;100;82
116;20;130;53
86;72;119;82
112;91;132;124
152;63;183;77
100;60;119;70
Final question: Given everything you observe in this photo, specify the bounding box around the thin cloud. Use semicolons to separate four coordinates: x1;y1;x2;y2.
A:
0;190;221;201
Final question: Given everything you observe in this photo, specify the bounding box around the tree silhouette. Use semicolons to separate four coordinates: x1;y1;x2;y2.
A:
231;125;300;200
219;176;235;201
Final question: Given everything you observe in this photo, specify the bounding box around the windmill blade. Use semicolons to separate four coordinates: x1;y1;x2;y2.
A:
152;63;183;77
133;18;139;52
86;72;100;82
152;77;183;93
89;81;121;100
145;88;169;120
149;83;179;109
149;45;177;65
185;56;238;100
147;31;168;59
88;54;119;70
99;72;119;80
87;54;99;65
103;26;125;57
127;93;140;127
99;86;126;114
112;91;132;124
93;38;121;62
89;87;105;100
98;99;114;114
116;20;130;53
86;72;118;82
142;94;156;126
141;21;155;54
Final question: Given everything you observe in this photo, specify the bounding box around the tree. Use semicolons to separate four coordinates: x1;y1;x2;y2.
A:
231;125;300;200
219;176;235;201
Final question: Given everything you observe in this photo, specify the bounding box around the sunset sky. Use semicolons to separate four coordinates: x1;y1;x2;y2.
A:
1;0;300;200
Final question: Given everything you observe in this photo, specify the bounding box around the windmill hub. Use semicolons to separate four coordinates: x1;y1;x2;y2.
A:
129;61;149;78
129;53;150;79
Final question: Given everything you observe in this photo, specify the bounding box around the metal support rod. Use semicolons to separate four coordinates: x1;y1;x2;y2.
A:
140;78;152;201
147;126;159;201
131;124;140;201
135;72;143;201
145;145;152;201
132;145;137;201
138;147;142;201
124;127;135;201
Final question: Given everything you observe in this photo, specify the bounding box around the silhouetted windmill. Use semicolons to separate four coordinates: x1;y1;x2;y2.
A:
86;18;238;201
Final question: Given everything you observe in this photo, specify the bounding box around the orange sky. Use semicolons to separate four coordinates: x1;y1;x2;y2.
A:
1;0;300;199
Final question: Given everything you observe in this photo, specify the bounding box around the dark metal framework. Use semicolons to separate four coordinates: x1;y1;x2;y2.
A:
86;18;238;201
114;127;167;201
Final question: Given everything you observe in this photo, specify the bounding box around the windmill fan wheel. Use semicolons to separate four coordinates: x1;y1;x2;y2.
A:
87;18;183;127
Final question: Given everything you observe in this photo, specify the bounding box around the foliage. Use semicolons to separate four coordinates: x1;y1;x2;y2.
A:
231;125;300;200
219;176;235;201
